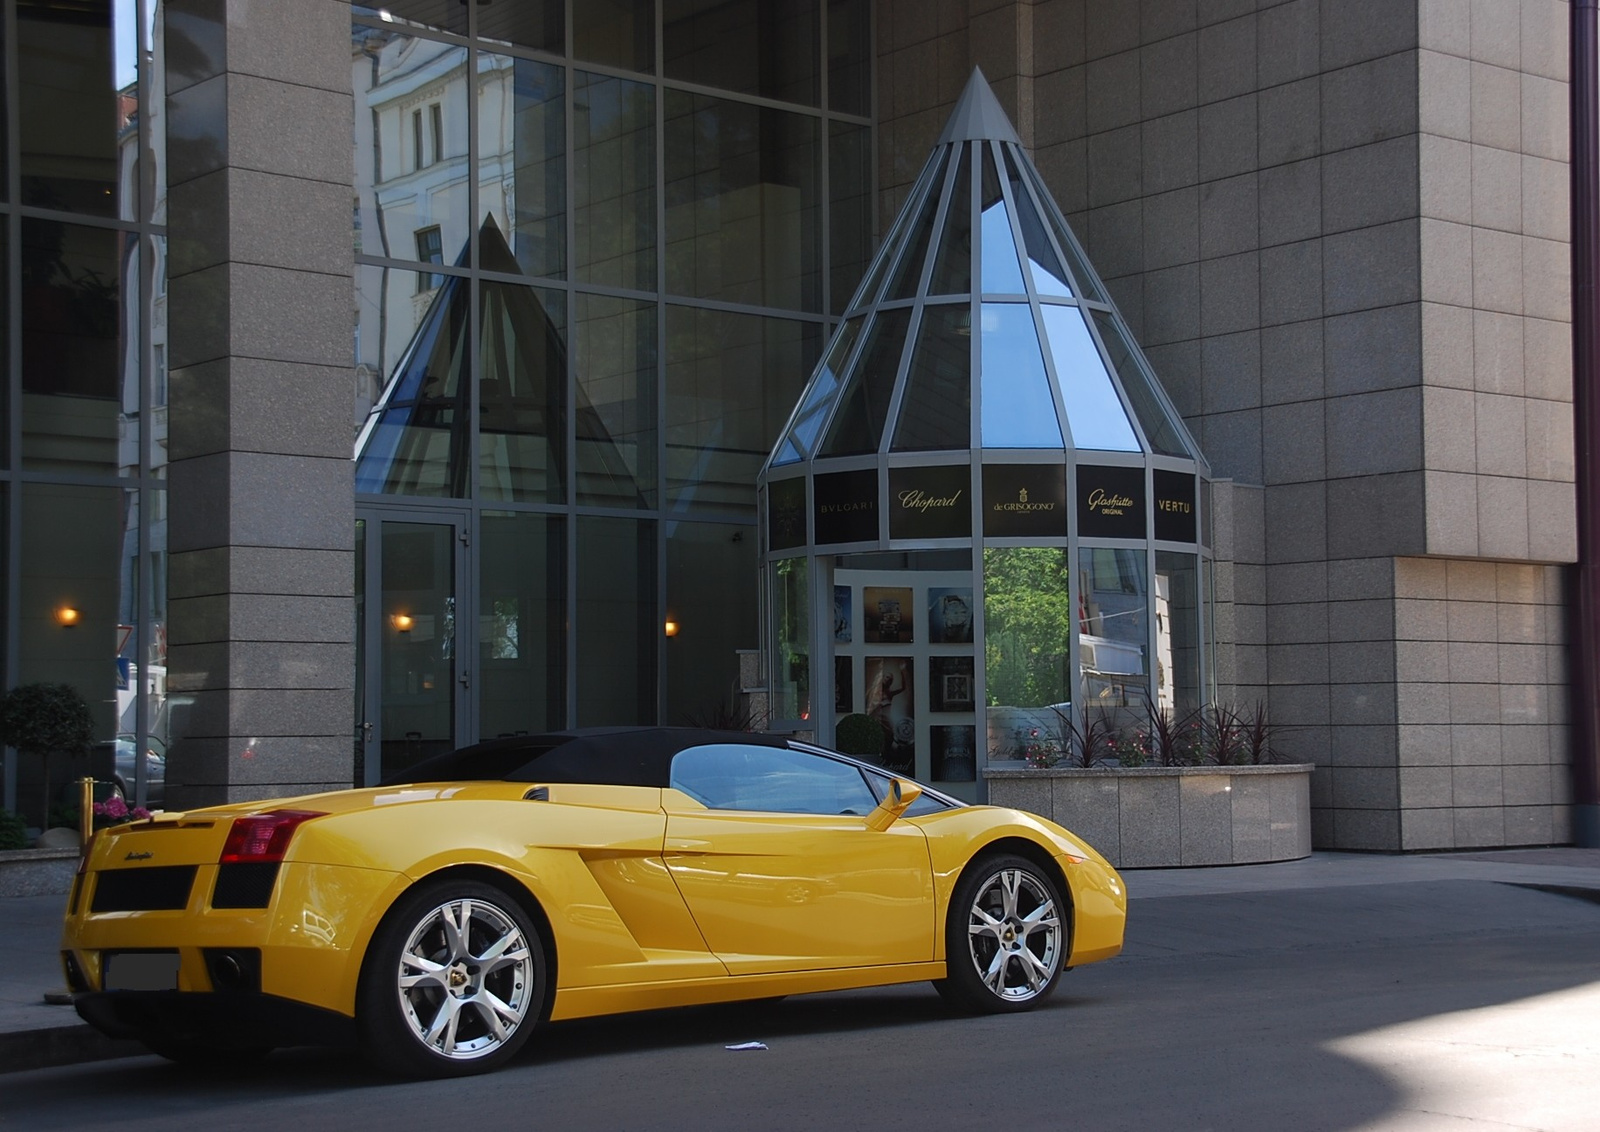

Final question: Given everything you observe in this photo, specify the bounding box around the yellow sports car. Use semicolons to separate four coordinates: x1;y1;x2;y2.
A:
60;728;1126;1077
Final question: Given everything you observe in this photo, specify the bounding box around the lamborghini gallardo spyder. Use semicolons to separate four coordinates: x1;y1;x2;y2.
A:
61;728;1126;1077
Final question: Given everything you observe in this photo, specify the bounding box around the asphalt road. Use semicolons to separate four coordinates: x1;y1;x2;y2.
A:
5;878;1598;1132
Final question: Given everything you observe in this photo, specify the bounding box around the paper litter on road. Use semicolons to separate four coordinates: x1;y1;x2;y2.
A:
725;1041;768;1051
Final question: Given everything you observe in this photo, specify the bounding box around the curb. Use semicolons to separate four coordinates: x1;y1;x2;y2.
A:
0;1021;145;1074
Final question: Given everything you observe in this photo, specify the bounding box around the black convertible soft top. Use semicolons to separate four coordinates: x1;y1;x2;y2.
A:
380;727;792;789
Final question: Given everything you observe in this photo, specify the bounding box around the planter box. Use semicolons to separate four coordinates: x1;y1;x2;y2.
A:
985;763;1314;868
0;847;78;898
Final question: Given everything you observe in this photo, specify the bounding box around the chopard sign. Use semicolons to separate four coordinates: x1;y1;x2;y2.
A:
897;489;963;513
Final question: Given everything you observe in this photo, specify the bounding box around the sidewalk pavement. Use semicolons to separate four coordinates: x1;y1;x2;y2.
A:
4;847;1598;1075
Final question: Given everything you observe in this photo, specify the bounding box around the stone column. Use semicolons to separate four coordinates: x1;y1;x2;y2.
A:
163;0;355;808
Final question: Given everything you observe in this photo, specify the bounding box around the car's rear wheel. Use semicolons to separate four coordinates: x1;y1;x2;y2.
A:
358;879;546;1078
935;854;1066;1014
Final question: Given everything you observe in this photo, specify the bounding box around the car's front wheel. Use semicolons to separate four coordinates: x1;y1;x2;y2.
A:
358;879;546;1078
935;854;1066;1014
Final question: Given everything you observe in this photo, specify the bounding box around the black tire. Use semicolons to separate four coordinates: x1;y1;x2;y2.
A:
358;879;547;1078
143;1037;272;1068
934;854;1067;1015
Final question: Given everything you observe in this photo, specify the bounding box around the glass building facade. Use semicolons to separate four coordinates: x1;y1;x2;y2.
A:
0;0;168;821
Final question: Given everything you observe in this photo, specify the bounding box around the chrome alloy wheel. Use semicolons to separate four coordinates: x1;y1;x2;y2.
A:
395;898;535;1060
965;866;1062;1002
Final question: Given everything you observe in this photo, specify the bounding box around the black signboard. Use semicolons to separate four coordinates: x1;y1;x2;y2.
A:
1153;469;1197;543
766;476;807;551
814;469;878;544
888;465;971;540
1076;464;1146;539
983;464;1067;538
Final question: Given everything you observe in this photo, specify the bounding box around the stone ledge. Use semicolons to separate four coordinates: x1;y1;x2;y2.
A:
0;848;79;898
985;764;1315;869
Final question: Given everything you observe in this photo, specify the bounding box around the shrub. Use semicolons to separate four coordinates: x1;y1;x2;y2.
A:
0;808;27;851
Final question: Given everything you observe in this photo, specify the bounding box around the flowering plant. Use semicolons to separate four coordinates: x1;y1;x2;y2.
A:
92;796;152;827
1021;728;1061;769
1110;728;1152;767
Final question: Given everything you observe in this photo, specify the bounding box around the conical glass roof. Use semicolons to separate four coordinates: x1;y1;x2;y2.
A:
765;69;1200;469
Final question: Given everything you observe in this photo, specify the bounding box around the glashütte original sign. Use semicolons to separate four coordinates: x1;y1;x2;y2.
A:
888;465;970;540
766;477;807;551
813;469;878;544
1076;464;1145;539
983;464;1067;538
1153;469;1197;543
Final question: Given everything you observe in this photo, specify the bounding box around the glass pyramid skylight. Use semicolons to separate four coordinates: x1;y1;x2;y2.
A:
767;69;1198;467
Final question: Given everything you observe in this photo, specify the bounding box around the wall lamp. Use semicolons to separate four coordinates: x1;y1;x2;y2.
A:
391;613;414;633
56;606;81;628
664;620;680;638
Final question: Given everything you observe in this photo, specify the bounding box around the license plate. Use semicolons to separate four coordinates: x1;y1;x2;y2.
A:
104;951;180;991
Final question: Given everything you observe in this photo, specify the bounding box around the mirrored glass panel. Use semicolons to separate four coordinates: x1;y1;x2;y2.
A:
1003;147;1072;298
148;235;168;479
667;306;820;513
480;512;565;737
829;122;872;315
664;0;820;106
478;1;563;53
1039;305;1139;452
983;547;1071;762
928;146;972;296
1078;547;1150;708
352;3;467;36
828;0;872;116
885;150;949;301
666;521;760;725
481;55;565;279
478;269;568;504
892;304;972;451
354;264;470;497
819;308;912;457
576;295;656;508
771;556;810;720
1154;552;1201;720
779;315;864;461
979;303;1061;448
577;517;658;725
1089;309;1191;457
575;0;655;73
665;91;820;311
354;31;469;265
18;0;130;217
847;150;940;313
1023;160;1103;303
575;72;655;290
979;145;1025;295
20;218;129;474
379;520;458;777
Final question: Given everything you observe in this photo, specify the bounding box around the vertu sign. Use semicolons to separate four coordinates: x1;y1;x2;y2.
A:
1153;470;1197;543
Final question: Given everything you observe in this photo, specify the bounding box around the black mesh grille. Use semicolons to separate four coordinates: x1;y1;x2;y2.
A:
90;866;196;913
211;863;281;909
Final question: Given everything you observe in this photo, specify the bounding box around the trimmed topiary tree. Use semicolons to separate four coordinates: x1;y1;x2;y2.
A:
0;683;95;830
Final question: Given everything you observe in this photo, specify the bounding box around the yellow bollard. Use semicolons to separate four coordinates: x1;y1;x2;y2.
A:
79;776;93;849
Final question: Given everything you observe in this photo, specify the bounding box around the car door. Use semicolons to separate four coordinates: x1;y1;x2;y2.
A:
662;743;935;975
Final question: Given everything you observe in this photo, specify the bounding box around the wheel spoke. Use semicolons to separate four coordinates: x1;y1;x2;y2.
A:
982;948;1009;992
475;925;525;965
478;990;520;1036
1021;901;1059;932
1020;947;1051;989
998;870;1022;920
423;996;459;1050
440;901;471;961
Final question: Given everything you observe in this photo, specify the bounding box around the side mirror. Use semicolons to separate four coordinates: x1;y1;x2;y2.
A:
865;778;922;831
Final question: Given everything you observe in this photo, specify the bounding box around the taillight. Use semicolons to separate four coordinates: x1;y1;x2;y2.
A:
219;810;326;864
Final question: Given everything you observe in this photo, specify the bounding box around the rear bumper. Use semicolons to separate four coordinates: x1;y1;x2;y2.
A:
75;990;357;1050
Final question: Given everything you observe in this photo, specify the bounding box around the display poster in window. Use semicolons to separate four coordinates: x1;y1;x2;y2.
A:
887;465;970;540
864;656;915;775
1153;469;1197;543
834;655;853;713
982;464;1067;538
766;477;807;551
833;586;852;643
929;656;975;711
1076;464;1146;539
931;725;977;782
927;587;974;643
863;586;914;643
813;469;878;544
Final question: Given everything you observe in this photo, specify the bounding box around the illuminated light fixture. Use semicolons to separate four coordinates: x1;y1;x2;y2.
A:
391;613;414;632
56;606;81;628
663;620;680;638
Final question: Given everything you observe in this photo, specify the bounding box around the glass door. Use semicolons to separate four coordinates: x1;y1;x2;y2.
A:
356;511;471;785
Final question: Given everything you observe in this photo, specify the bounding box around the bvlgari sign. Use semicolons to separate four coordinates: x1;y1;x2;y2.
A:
1076;464;1145;539
983;464;1067;537
888;465;970;540
813;469;878;544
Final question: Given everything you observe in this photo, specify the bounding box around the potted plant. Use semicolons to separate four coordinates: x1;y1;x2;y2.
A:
0;682;95;833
